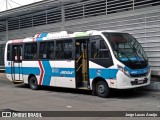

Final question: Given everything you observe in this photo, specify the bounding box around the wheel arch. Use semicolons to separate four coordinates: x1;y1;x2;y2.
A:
91;77;108;95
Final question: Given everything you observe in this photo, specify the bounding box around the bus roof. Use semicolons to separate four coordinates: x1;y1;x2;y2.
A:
7;30;120;44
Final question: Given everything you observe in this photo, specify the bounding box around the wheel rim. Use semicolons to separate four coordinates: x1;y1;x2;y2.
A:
98;84;105;94
31;79;37;88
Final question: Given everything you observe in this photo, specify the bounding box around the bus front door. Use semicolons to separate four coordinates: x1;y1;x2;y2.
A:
11;45;23;83
75;38;90;89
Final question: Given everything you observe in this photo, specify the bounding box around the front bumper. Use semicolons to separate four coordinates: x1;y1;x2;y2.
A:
116;70;151;89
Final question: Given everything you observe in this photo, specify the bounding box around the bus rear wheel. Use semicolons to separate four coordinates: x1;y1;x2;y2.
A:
29;76;39;90
96;80;110;98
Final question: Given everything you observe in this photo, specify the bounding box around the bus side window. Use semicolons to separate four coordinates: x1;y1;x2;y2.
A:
24;43;37;60
64;40;72;59
32;43;38;59
91;42;97;58
55;41;64;59
91;36;110;59
55;39;72;60
99;40;109;58
39;42;47;59
7;44;11;61
47;41;54;59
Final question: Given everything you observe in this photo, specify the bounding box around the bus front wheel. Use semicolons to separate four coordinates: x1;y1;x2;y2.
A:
96;80;110;98
29;76;39;90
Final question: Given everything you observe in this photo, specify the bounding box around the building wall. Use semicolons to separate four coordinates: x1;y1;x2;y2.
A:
0;2;160;75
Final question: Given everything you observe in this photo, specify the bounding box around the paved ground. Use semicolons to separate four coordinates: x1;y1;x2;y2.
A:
0;73;160;120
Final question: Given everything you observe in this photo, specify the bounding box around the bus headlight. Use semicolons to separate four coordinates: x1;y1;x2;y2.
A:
146;66;150;75
117;65;130;77
124;69;130;77
117;65;123;72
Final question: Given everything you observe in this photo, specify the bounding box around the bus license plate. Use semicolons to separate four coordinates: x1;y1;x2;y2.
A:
138;80;143;84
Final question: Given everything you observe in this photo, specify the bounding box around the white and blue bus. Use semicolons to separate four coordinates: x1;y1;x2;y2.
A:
4;30;151;97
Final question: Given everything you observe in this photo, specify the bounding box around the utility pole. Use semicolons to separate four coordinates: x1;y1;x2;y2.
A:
6;0;8;10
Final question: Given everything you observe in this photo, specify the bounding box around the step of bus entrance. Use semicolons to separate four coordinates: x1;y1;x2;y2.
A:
78;87;90;90
13;80;23;84
81;81;88;87
78;81;90;89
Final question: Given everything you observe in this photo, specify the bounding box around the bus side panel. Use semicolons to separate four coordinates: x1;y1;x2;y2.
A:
54;61;76;88
89;61;120;89
22;61;42;85
39;60;56;87
22;60;75;88
5;68;12;81
5;62;13;82
89;61;112;89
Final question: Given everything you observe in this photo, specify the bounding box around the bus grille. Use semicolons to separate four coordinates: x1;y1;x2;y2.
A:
130;73;148;77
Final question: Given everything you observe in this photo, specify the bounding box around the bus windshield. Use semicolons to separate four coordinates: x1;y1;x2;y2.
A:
103;32;148;63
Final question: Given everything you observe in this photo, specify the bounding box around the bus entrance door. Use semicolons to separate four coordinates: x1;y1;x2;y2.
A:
11;45;23;83
75;39;90;89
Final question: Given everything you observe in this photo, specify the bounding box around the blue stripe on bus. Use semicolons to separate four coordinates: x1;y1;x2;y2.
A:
35;33;48;41
36;38;43;41
109;69;119;78
41;61;52;86
89;69;118;79
5;67;118;80
5;67;40;75
40;33;48;38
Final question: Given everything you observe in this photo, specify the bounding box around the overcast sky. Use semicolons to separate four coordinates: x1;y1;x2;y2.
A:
0;0;43;11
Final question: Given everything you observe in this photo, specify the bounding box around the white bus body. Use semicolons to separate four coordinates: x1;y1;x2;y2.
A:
4;30;151;97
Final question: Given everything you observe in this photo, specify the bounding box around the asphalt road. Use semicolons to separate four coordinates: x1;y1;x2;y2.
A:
0;73;160;120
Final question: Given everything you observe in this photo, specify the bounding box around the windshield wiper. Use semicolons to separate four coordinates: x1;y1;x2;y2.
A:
136;49;147;61
131;37;147;61
128;42;146;61
127;42;140;61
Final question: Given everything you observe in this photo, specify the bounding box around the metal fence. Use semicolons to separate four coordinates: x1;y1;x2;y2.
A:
62;8;160;75
0;0;160;31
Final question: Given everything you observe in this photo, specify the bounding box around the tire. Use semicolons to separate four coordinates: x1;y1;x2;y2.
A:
92;85;96;96
29;76;39;90
96;80;110;98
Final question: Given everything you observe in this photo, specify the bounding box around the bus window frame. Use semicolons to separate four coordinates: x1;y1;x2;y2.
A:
54;38;74;61
39;41;48;60
7;43;12;61
23;42;38;61
13;38;74;61
7;43;23;61
37;38;74;61
38;40;55;60
90;35;111;60
89;35;113;68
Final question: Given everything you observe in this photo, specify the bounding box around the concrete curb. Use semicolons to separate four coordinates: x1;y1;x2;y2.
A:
144;81;160;90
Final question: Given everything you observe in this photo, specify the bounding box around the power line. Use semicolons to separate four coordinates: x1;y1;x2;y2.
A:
0;0;21;11
10;0;21;6
0;0;5;11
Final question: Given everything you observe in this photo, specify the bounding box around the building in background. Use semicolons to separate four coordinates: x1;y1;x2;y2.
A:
0;0;160;77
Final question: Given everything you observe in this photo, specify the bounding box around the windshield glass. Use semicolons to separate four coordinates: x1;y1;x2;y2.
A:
103;32;148;62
